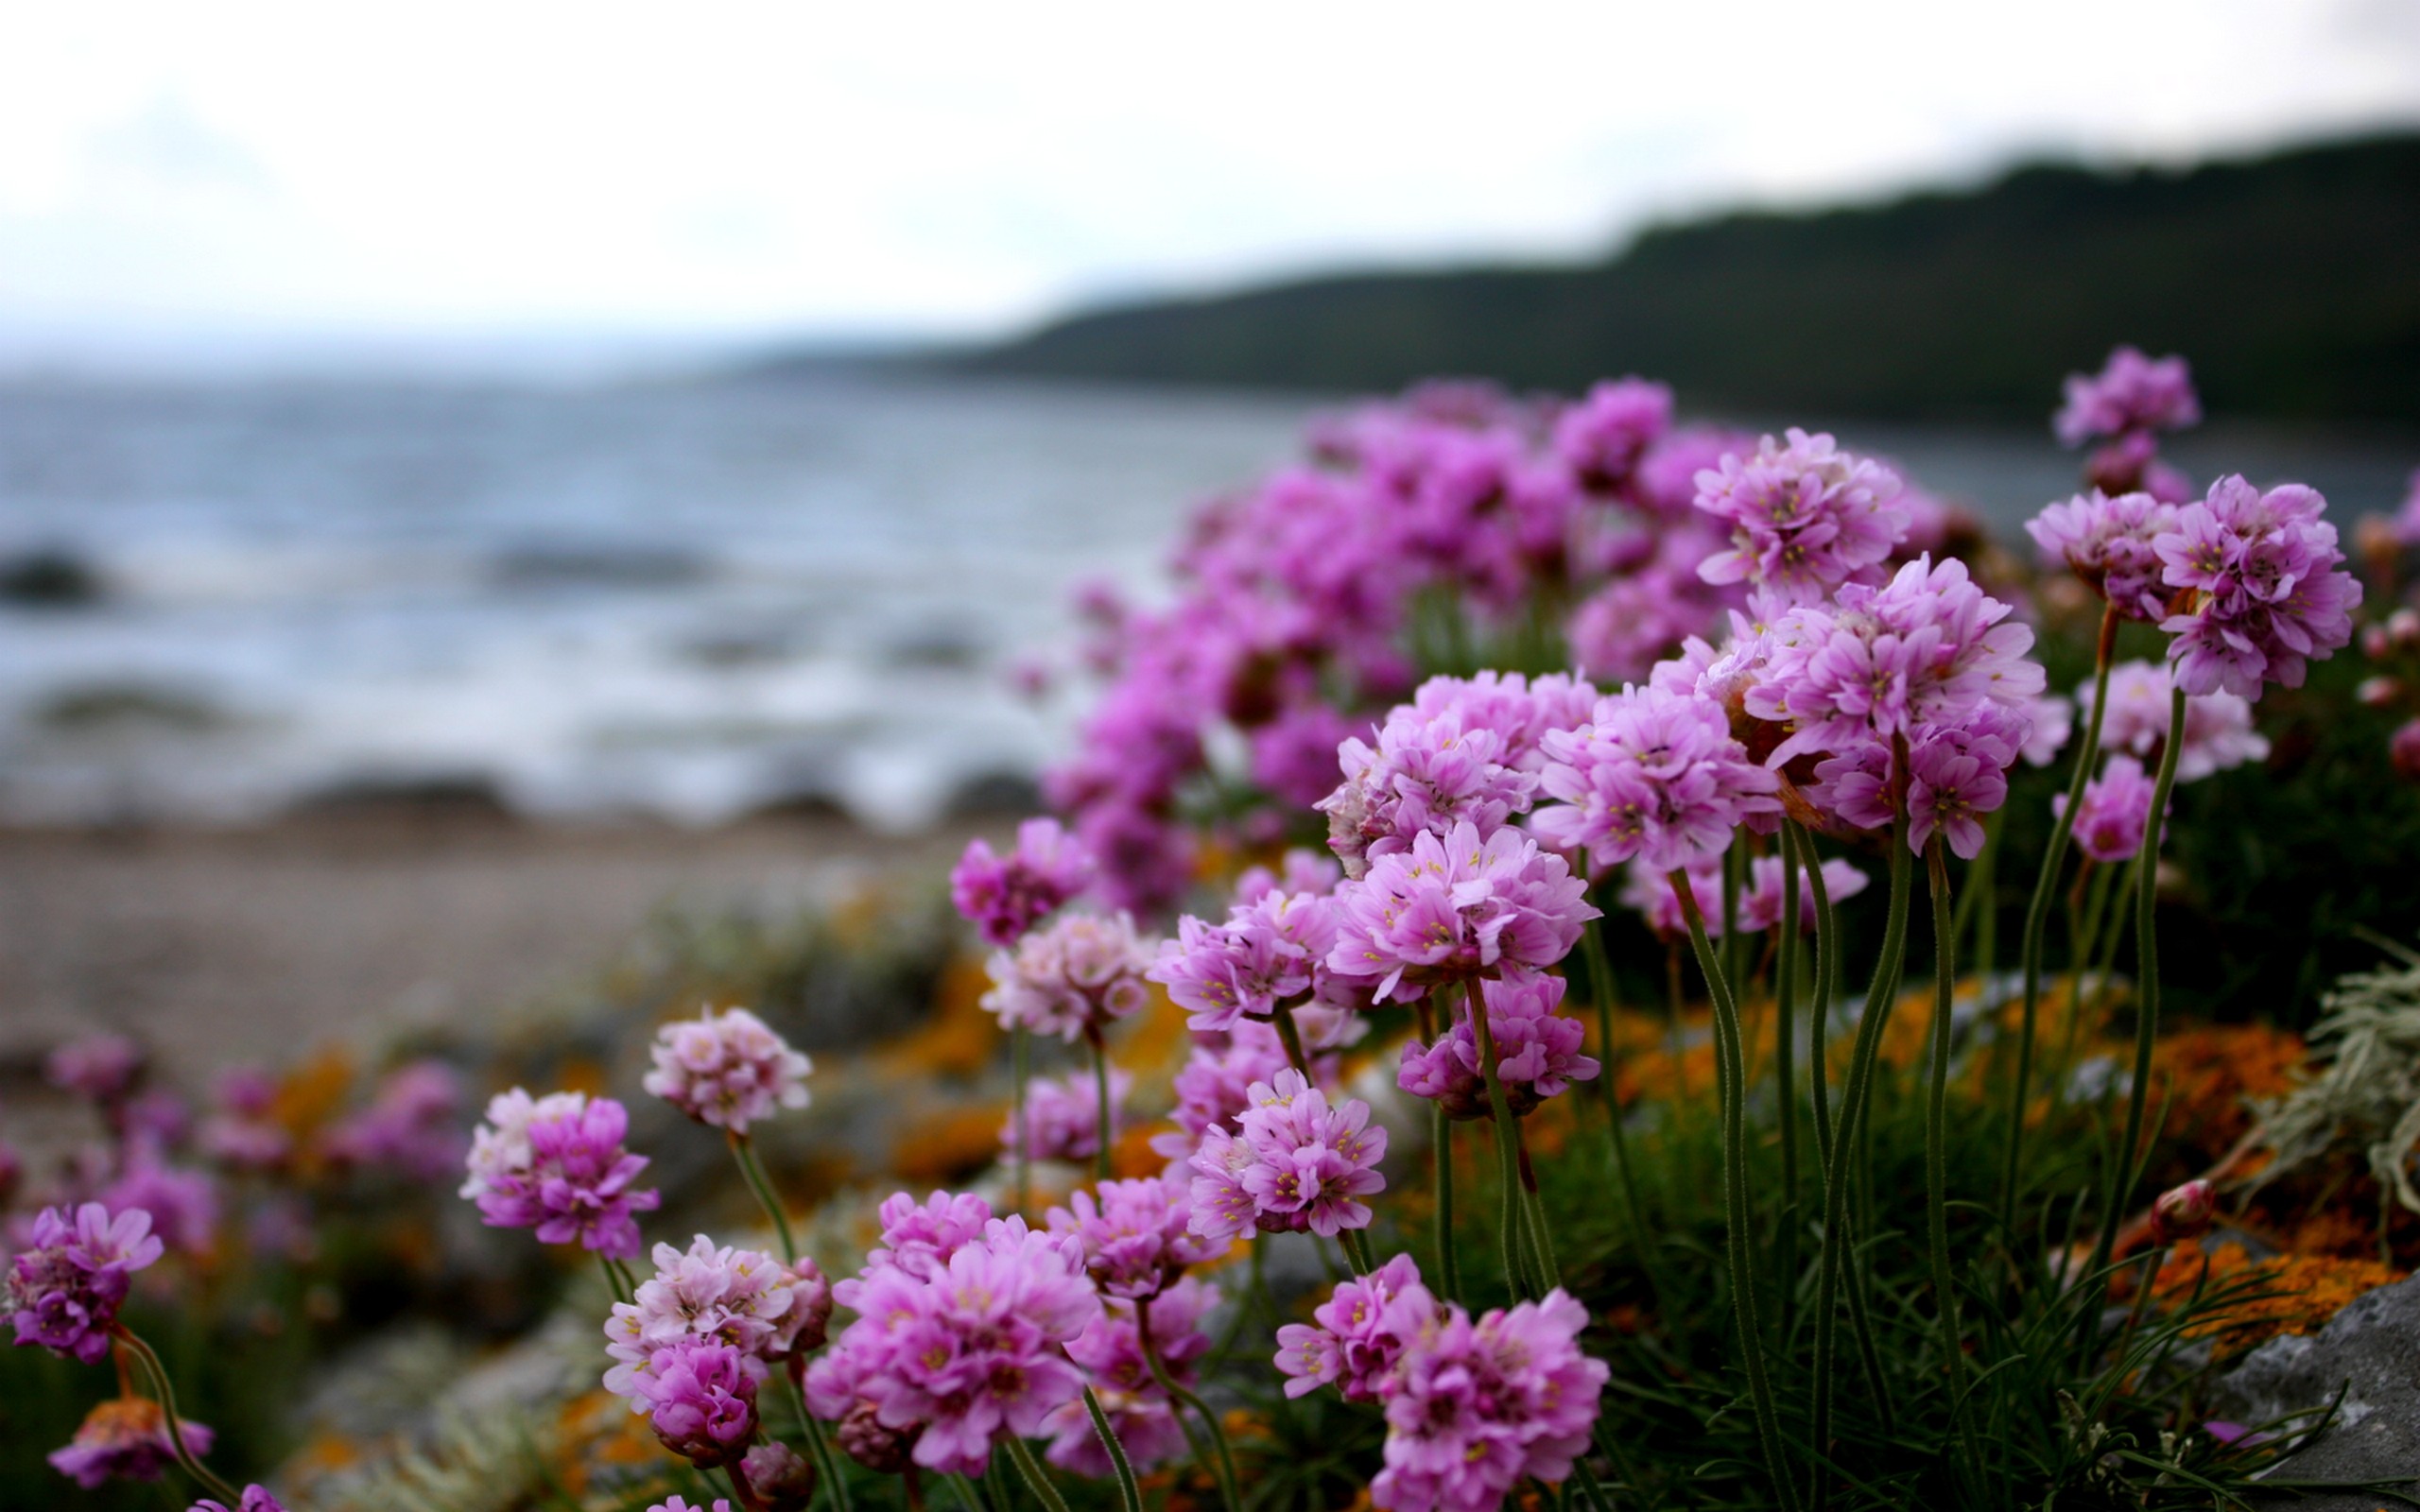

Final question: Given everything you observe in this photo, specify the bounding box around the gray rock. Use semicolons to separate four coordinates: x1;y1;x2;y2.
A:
2211;1271;2420;1509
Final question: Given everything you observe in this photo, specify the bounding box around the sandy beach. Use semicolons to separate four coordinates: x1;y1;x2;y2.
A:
0;805;985;1080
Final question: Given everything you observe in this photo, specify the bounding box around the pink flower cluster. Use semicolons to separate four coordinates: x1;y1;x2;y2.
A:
642;1005;812;1134
2058;755;2163;864
1617;852;1870;937
2026;490;2182;623
1319;706;1537;877
1326;822;1596;1004
318;1059;466;1182
1043;1278;1219;1477
1188;1068;1387;1240
1397;970;1599;1120
1531;684;1781;875
193;1486;287;1512
1276;1256;1609;1512
47;1032;145;1107
459;1090;659;1259
1150;885;1340;1032
1002;1067;1131;1165
980;911;1157;1041
50;1395;214;1488
2153;475;2361;700
808;1204;1102;1477
951;817;1097;947
602;1237;831;1462
1047;1176;1225;1299
2082;660;2269;782
2055;346;2201;448
7;1202;164;1364
1151;1017;1350;1168
1692;428;1912;603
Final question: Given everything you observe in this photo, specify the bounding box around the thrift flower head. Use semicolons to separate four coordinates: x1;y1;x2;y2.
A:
1002;1068;1130;1166
1397;970;1599;1121
1553;377;1671;490
980;911;1156;1042
1319;705;1537;877
852;1190;994;1290
319;1059;466;1181
1047;1176;1224;1299
741;1441;818;1512
200;1067;290;1171
1692;428;1911;602
1151;1021;1310;1164
1150;887;1339;1033
2055;346;2201;447
191;1486;288;1512
2154;475;2361;700
1371;1288;1609;1512
1326;821;1597;1004
1737;852;1871;934
1531;684;1782;873
46;1033;143;1105
99;1159;217;1257
1907;723;2012;860
2083;660;2269;782
1187;1068;1387;1240
604;1235;828;1407
1617;859;1722;937
8;1202;164;1364
643;1005;811;1134
2025;491;2181;622
951;817;1096;947
459;1089;658;1260
2055;755;2162;864
2151;1178;2221;1246
49;1396;213;1488
1043;1278;1219;1477
1275;1252;1433;1401
637;1337;763;1467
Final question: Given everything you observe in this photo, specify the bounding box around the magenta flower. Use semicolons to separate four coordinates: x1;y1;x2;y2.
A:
2154;476;2362;700
1397;970;1599;1121
1150;1021;1310;1166
49;1396;214;1488
2083;661;2269;782
1566;567;1727;685
1046;1176;1224;1300
1252;702;1367;809
1150;888;1340;1033
2025;490;2182;623
1553;377;1672;490
199;1067;291;1172
637;1336;764;1467
8;1202;164;1364
2055;755;2162;864
1532;684;1781;874
46;1033;144;1106
1327;822;1597;1004
1319;705;1537;877
604;1236;829;1407
1908;728;2010;860
1043;1278;1219;1477
458;1090;659;1260
1370;1288;1610;1512
96;1160;217;1257
1693;428;1912;602
1275;1252;1433;1401
1616;859;1723;937
814;1220;1103;1477
2390;468;2420;548
2020;694;2075;768
642;1005;811;1134
1737;852;1871;933
2055;346;2200;448
1001;1067;1130;1166
1406;672;1602;775
1235;848;1343;905
1187;1069;1387;1240
848;1191;996;1293
319;1059;466;1182
980;910;1157;1042
951;817;1097;947
191;1486;288;1512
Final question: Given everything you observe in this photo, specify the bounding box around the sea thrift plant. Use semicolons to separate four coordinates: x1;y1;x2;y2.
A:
2056;346;2201;448
7;1202;164;1363
2081;661;2269;781
980;910;1157;1041
603;1235;830;1404
952;816;1097;946
1274;1252;1431;1401
1002;1067;1131;1165
1318;704;1536;875
1047;1176;1224;1299
1692;428;1912;602
319;1058;466;1181
2056;755;2162;864
459;1089;659;1259
633;1336;763;1466
2025;491;2182;622
47;1032;145;1106
1531;683;1782;871
1187;1068;1387;1239
1151;887;1340;1032
1325;821;1596;1003
1397;969;1599;1120
49;1395;215;1488
643;1005;812;1134
2153;475;2361;699
1042;1277;1219;1476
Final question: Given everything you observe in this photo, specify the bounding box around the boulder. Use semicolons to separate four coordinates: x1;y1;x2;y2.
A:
2211;1272;2420;1509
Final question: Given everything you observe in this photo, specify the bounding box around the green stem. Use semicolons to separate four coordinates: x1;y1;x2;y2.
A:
1139;1312;1243;1512
1581;920;1659;1307
1270;1001;1313;1078
1722;842;1746;1007
599;1253;634;1307
1924;839;1981;1485
119;1331;240;1504
1087;1031;1115;1182
1468;983;1549;1297
1080;1387;1143;1512
1011;1025;1031;1218
731;1132;799;1264
1776;832;1803;1329
1793;822;1839;1173
2084;684;2188;1334
1672;868;1802;1512
798;1395;856;1512
1432;1102;1462;1302
2004;607;2116;1232
944;1474;986;1512
2048;859;2121;1119
1809;812;1913;1507
1971;807;2004;984
999;1434;1072;1512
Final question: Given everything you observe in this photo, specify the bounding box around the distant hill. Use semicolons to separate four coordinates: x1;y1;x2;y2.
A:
951;132;2420;421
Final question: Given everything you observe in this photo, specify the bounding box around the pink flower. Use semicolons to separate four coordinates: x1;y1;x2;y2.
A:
1235;848;1343;904
643;1005;812;1134
1397;970;1599;1120
1319;706;1537;877
1370;1288;1609;1512
604;1235;829;1407
96;1159;217;1257
458;1090;659;1260
1405;672;1602;775
1275;1252;1433;1401
319;1059;466;1182
1002;1069;1130;1166
951;818;1097;947
1042;1278;1219;1477
851;1190;995;1290
2390;468;2420;549
1150;1021;1313;1166
1532;684;1781;874
637;1337;764;1467
1327;822;1597;1004
2154;476;2361;701
192;1486;288;1512
2055;346;2200;447
1150;887;1340;1033
1552;378;1671;490
49;1396;214;1488
2082;660;2269;783
1908;727;2010;860
2150;1178;2220;1246
1186;1069;1387;1241
1616;858;1722;937
46;1033;144;1106
8;1202;164;1364
1693;429;1911;602
1046;1177;1224;1300
2025;490;2181;622
980;911;1157;1042
1252;702;1368;809
1737;852;1871;933
2055;755;2162;864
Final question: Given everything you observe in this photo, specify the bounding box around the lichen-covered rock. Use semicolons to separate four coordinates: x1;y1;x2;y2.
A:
2211;1270;2420;1509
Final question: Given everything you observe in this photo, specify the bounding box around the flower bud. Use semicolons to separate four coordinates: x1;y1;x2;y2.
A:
2393;608;2420;647
837;1400;918;1474
2358;676;2403;710
2364;624;2394;661
2149;1178;2219;1246
740;1441;818;1512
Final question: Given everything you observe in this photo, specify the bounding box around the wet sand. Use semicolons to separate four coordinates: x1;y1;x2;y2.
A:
0;806;985;1079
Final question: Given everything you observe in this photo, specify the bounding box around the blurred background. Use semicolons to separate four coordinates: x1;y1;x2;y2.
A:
4;1;2419;1072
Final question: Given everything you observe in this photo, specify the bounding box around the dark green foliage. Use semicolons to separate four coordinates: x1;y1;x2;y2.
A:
957;133;2420;423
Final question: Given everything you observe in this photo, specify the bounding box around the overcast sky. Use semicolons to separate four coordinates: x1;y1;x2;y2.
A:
4;1;2418;366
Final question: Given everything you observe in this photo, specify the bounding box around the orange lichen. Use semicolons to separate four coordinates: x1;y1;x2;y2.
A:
891;1100;1011;1185
2147;1240;2405;1349
2152;1023;2303;1161
876;955;1000;1080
